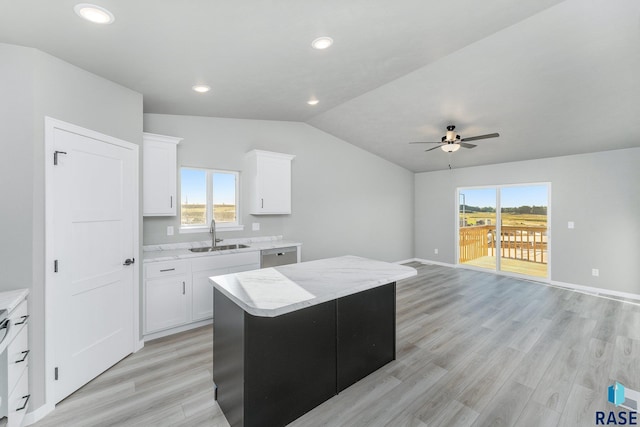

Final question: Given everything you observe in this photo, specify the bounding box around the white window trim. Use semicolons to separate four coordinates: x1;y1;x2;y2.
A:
179;166;242;231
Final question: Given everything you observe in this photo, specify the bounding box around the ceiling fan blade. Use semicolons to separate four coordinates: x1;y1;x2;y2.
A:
460;142;477;149
409;141;441;144
425;145;444;152
460;132;500;142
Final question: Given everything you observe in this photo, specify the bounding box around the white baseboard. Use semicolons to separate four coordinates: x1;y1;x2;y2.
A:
143;319;213;342
412;258;457;268
550;280;640;303
394;258;420;265
406;258;640;304
24;402;55;426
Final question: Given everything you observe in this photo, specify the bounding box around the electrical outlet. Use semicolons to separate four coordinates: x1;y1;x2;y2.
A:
592;268;599;277
434;248;439;254
252;222;260;231
167;226;174;236
568;221;575;229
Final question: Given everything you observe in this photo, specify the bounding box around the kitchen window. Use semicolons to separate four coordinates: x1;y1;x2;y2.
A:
180;167;243;232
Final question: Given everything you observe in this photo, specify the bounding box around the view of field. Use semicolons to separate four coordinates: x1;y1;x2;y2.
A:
181;204;236;225
460;212;547;227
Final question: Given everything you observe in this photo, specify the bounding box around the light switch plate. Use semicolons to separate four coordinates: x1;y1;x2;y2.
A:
568;221;575;229
167;226;174;236
252;223;260;231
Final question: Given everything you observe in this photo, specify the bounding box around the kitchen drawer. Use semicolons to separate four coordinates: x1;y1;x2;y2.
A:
145;260;188;279
6;326;28;396
6;300;28;345
191;251;260;272
7;368;29;427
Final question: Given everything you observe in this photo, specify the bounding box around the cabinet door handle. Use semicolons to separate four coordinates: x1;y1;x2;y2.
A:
15;350;30;363
16;394;30;411
15;315;29;325
261;198;264;209
170;196;173;208
182;281;186;295
160;268;175;272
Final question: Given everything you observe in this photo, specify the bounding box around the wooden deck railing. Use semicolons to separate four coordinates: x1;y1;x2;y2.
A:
459;225;547;264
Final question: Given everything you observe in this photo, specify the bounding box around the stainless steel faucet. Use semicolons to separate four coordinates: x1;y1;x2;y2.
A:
210;219;223;248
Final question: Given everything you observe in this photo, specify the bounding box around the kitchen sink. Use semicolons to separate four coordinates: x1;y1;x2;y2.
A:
190;244;250;253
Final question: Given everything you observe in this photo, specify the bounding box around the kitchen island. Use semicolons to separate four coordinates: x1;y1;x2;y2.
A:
209;256;416;427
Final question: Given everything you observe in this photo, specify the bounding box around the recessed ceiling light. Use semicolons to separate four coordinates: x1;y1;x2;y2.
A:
311;37;333;50
74;4;115;24
307;99;319;106
192;85;211;93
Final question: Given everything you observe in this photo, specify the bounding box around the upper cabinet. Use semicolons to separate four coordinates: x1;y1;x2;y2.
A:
143;132;182;216
245;150;295;215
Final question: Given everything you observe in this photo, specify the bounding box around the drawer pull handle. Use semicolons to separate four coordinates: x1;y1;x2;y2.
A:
277;253;285;256
160;268;176;272
16;394;30;411
182;281;186;295
15;315;29;325
16;350;30;363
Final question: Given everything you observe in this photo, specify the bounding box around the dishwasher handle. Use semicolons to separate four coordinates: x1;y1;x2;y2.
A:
260;246;297;256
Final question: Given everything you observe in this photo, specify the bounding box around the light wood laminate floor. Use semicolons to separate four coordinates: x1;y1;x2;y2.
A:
34;263;640;426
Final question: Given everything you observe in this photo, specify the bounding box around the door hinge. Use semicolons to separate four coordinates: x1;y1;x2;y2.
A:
54;260;59;273
55;367;59;380
53;150;67;165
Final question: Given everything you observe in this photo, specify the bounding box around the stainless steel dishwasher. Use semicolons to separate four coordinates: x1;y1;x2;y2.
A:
260;246;298;268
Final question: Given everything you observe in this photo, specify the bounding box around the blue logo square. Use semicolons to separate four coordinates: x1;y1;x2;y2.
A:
608;382;625;406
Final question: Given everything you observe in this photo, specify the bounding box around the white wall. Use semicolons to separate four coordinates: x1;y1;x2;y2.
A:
415;148;640;295
0;43;143;411
143;114;415;263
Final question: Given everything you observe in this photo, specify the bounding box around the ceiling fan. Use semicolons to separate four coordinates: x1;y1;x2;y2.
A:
409;125;500;152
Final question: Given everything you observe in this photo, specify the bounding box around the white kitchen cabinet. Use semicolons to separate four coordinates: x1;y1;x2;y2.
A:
190;252;260;322
1;291;29;427
145;275;190;333
144;252;260;337
144;260;190;334
245;150;295;215
191;268;225;321
143;132;182;216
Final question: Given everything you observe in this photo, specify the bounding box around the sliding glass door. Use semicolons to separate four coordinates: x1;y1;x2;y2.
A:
499;186;548;277
459;188;497;271
458;184;549;279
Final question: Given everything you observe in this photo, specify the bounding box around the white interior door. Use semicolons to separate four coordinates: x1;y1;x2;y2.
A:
48;120;137;404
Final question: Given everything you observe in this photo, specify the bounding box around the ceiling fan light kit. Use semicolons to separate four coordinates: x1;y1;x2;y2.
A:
409;124;500;154
441;143;461;152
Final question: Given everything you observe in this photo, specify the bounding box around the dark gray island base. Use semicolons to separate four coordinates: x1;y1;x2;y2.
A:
210;256;417;427
213;283;396;427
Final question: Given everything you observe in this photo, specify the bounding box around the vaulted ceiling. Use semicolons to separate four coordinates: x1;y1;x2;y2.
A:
1;0;639;172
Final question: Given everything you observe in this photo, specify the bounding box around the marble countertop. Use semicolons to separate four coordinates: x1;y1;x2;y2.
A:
143;236;301;263
210;255;417;317
0;289;29;313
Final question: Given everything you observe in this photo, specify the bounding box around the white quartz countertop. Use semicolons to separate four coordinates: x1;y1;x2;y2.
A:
0;289;29;313
143;237;301;263
210;255;417;317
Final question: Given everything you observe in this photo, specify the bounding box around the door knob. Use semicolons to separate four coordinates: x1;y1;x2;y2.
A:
123;258;135;266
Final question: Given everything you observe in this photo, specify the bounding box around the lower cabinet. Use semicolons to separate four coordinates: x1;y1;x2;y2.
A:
145;274;189;332
1;294;30;427
191;268;225;321
144;252;260;336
